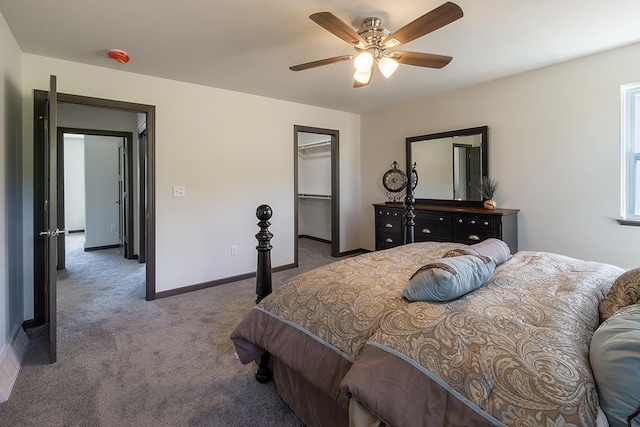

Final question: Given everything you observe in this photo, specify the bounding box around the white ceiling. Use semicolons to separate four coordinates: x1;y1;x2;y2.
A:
2;0;640;114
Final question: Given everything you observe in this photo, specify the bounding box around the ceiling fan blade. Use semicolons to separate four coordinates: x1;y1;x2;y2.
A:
290;55;354;71
393;51;453;69
310;12;367;48
383;2;463;49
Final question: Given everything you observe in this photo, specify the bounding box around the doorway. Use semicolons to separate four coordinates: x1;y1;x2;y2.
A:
294;125;340;265
57;128;135;268
32;90;157;330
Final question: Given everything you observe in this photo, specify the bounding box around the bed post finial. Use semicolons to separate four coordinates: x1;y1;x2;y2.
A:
255;205;273;304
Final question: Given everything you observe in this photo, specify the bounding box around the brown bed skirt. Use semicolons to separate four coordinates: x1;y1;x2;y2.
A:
272;356;350;427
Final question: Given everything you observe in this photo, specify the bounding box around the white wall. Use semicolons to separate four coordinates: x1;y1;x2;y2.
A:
63;135;85;231
21;54;361;299
0;10;23;362
298;199;331;241
362;41;640;269
83;135;121;249
298;146;331;195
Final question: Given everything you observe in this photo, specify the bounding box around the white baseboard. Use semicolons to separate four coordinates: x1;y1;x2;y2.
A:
0;324;29;403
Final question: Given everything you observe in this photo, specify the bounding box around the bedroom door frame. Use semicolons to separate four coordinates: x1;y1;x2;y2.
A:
56;128;135;268
294;125;340;265
31;90;157;329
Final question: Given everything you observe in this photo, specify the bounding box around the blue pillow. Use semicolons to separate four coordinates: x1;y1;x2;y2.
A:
590;304;640;427
444;238;512;265
402;255;497;302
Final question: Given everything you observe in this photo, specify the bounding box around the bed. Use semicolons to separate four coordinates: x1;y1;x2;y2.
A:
231;210;639;426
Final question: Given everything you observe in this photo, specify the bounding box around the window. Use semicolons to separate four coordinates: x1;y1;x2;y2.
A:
621;82;640;221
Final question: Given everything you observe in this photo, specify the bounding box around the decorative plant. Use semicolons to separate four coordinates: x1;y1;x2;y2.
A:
480;177;499;200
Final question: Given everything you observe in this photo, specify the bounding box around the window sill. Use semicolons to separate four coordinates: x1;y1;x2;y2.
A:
617;219;640;227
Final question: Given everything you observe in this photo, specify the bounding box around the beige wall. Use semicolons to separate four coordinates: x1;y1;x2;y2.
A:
21;55;361;301
362;41;640;269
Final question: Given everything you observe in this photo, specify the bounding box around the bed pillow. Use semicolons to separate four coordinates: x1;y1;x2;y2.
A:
443;238;512;265
403;255;497;302
600;268;640;322
590;304;640;427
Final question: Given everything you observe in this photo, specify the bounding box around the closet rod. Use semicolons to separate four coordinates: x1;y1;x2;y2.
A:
298;140;330;150
298;193;331;200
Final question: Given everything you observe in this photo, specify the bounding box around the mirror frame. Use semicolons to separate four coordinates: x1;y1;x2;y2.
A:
406;125;488;207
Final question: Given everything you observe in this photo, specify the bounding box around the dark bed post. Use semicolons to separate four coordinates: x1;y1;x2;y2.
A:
404;187;416;245
255;204;273;304
255;204;273;383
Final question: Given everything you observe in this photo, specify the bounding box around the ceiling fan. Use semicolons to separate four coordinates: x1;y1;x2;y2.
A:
289;2;463;87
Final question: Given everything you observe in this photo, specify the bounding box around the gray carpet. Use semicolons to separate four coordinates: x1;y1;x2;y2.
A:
0;234;339;426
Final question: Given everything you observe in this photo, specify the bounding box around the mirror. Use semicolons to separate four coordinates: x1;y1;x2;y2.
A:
406;126;488;206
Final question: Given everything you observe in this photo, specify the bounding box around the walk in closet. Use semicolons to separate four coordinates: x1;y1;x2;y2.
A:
297;133;332;242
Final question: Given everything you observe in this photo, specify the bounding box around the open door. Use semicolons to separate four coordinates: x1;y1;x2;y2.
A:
469;146;482;201
117;139;126;256
41;75;60;363
138;129;147;264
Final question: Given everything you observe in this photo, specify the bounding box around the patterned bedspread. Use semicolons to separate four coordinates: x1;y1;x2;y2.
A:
231;242;624;426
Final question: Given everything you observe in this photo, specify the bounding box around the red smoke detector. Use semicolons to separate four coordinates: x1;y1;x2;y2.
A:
107;49;130;64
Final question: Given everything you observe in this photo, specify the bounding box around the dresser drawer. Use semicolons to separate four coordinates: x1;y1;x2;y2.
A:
376;232;403;249
376;217;402;233
415;211;452;225
414;221;453;242
454;227;500;245
454;215;495;229
376;207;403;219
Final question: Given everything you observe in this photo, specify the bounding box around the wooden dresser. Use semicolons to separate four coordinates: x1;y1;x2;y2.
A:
373;203;519;253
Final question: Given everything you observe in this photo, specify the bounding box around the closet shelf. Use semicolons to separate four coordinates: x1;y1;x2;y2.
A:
298;193;331;200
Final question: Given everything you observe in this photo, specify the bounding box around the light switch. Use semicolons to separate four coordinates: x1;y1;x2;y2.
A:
173;186;186;198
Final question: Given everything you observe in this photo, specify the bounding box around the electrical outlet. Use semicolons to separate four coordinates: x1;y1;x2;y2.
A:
110;224;117;232
173;186;186;198
231;245;238;256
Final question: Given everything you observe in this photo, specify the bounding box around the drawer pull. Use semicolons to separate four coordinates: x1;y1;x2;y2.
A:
421;228;431;234
439;217;444;221
470;220;476;225
385;238;393;243
469;234;480;241
483;221;489;226
385;223;393;228
458;219;463;223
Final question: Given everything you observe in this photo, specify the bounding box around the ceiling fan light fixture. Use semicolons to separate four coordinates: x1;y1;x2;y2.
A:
353;68;372;84
354;51;374;72
378;56;399;78
291;3;463;87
